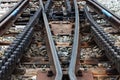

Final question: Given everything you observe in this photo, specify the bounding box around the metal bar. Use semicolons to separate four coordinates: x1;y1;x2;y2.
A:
39;0;62;80
92;0;120;20
0;5;42;80
87;0;120;29
68;0;79;79
84;6;120;74
0;0;29;36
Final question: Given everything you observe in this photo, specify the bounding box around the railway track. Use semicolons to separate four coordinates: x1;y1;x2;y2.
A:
0;0;41;79
82;0;120;80
11;0;79;80
0;0;29;36
0;0;120;80
0;0;19;19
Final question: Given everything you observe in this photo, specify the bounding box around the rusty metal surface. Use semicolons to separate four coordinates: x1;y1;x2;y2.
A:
50;21;73;35
77;71;94;80
37;70;55;80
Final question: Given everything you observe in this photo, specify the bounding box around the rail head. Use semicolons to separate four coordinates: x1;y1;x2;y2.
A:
92;0;120;20
0;0;29;23
39;0;63;80
68;0;79;80
87;0;120;29
0;0;29;36
0;0;23;22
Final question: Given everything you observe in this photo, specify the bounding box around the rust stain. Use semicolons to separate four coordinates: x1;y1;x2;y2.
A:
77;71;94;80
36;70;54;80
49;21;73;35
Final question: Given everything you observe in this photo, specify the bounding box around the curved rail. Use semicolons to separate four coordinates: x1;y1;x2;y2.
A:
84;6;120;74
0;0;29;36
39;0;63;80
87;0;120;29
68;0;79;79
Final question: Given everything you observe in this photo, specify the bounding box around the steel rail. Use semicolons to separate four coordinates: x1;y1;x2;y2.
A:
0;0;24;22
0;5;42;80
84;6;120;74
39;0;63;80
87;0;120;30
0;0;29;36
84;5;113;57
93;0;120;20
0;27;33;80
68;0;79;80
